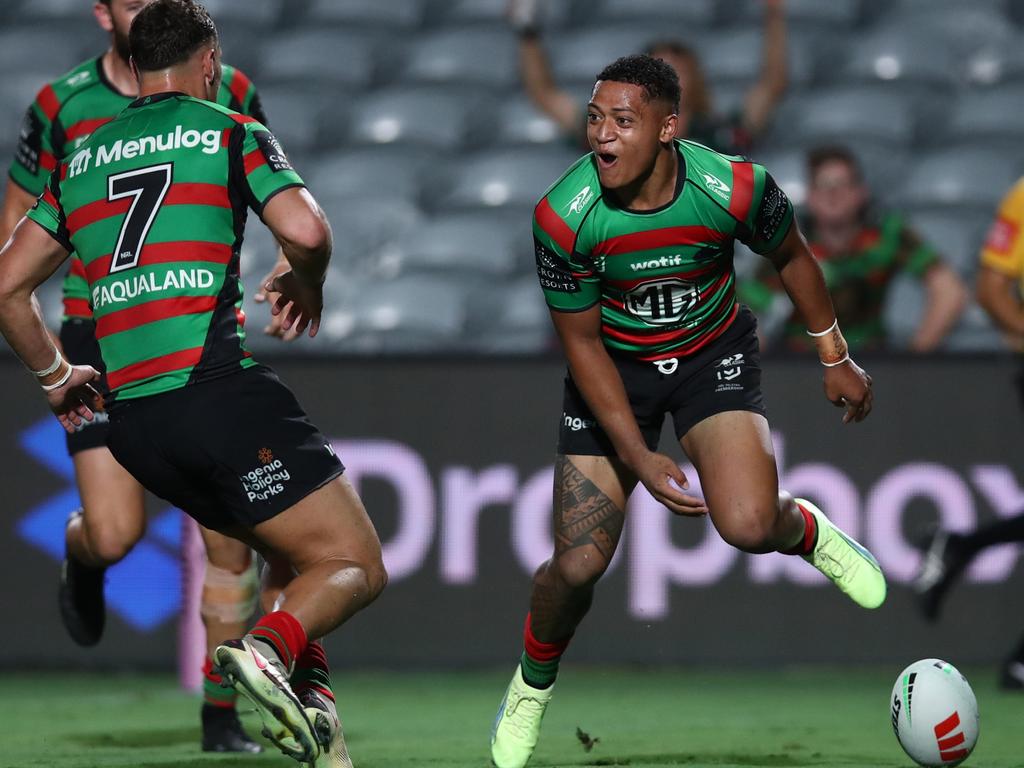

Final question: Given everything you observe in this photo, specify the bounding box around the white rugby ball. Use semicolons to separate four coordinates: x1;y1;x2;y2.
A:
891;659;979;767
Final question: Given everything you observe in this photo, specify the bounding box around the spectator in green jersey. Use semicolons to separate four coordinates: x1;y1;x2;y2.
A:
507;0;789;155
741;145;967;352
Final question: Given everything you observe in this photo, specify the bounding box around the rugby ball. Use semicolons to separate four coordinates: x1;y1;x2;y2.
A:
891;659;979;767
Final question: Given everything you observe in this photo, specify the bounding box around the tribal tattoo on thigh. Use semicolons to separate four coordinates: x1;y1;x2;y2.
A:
554;456;625;560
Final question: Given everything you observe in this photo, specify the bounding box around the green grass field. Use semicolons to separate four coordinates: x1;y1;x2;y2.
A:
0;667;1020;768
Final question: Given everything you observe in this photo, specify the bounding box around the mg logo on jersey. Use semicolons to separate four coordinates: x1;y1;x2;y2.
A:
702;172;731;200
566;185;593;214
624;278;698;326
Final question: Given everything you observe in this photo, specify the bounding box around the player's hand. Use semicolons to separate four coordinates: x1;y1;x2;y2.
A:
253;257;301;341
507;0;540;32
629;449;708;516
266;270;323;339
45;365;103;434
823;358;873;424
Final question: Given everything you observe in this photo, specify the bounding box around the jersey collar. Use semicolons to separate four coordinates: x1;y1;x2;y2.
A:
128;91;188;108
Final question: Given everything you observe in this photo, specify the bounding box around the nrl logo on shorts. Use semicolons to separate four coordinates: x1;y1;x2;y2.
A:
566;185;593;214
702;173;731;200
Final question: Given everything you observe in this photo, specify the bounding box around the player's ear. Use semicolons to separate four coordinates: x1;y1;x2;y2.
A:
93;1;114;33
660;110;678;143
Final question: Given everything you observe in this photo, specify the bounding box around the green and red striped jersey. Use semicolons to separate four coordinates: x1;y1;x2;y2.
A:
534;139;793;361
27;92;302;402
8;57;265;320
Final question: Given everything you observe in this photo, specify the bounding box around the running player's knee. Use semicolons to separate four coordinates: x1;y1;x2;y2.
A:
552;550;607;590
718;509;778;554
201;561;260;626
86;526;141;565
363;557;388;603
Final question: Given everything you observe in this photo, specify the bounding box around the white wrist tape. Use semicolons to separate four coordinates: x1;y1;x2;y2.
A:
806;318;839;338
40;363;73;391
32;347;63;378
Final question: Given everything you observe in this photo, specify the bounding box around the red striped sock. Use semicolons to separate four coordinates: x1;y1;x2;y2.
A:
202;655;236;708
520;612;571;689
783;501;818;556
247;611;308;671
291;640;334;702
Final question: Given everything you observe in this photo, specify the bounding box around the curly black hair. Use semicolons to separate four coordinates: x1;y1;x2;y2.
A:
129;0;217;72
595;54;680;113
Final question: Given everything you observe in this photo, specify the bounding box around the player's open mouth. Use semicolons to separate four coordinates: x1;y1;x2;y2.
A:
597;153;617;169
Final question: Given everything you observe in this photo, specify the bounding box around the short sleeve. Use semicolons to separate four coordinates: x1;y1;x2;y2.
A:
739;166;794;255
231;119;305;215
533;197;600;312
979;179;1024;279
8;86;59;197
25;167;72;252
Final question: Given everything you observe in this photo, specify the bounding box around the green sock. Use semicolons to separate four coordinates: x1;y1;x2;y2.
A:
520;651;560;690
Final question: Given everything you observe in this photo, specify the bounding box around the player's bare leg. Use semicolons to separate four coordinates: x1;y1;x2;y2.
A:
59;447;145;646
492;455;636;768
214;475;384;764
682;410;885;608
198;526;262;753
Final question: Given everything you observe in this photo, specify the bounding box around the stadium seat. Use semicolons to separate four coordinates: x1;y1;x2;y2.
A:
256;86;343;152
548;25;686;87
304;147;429;203
789;87;916;148
882;5;1014;59
399;28;518;88
966;37;1024;86
493;95;566;147
699;26;816;90
314;195;425;278
0;27;89;79
945;86;1024;158
387;213;525;278
592;0;718;28
838;28;958;90
262;30;378;89
347;88;493;151
738;0;864;30
434;148;581;212
904;212;990;277
331;276;469;352
440;0;570;28
466;276;555;354
897;149;1022;215
305;0;425;30
942;302;1005;352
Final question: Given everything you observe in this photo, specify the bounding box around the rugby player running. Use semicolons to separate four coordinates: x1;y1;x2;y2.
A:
0;0;278;752
490;55;884;768
0;2;385;765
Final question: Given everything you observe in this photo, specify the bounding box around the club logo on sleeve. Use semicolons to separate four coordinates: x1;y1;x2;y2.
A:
14;108;42;175
566;185;593;214
702;173;731;200
240;448;291;503
253;130;292;173
756;176;790;243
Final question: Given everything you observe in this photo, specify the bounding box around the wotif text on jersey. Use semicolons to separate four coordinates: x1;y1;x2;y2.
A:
68;125;221;177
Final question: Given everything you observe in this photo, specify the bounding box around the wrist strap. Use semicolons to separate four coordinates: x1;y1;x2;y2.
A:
32;347;63;378
821;354;850;368
806;318;838;338
40;363;73;392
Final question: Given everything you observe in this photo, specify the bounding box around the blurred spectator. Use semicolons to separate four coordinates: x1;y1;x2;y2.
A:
976;177;1024;349
741;145;967;353
508;0;789;155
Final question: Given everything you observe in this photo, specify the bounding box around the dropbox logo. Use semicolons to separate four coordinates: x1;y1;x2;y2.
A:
16;417;182;631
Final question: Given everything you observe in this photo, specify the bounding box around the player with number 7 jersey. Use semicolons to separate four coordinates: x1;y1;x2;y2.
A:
31;94;292;400
5;3;387;765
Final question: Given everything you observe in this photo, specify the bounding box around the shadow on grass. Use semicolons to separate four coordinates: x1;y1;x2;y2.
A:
534;752;879;767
